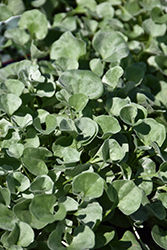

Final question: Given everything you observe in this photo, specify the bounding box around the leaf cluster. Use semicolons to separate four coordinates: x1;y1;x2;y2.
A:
1;0;167;249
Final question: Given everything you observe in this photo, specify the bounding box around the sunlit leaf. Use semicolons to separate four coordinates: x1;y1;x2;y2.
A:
21;147;52;175
59;69;104;100
50;31;86;60
18;9;48;40
72;172;104;200
93;30;129;62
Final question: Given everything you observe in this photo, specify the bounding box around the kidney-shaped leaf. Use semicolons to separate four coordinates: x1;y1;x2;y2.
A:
72;172;104;200
68;225;95;250
112;180;143;216
30;175;54;194
7;172;30;193
47;223;66;250
100;138;125;162
120;104;147;126
18;9;48;40
33;114;57;135
17;221;34;247
94;115;121;139
30;194;66;223
75;117;99;145
50;31;86;60
75;201;102;228
21;147;52;176
134;118;166;147
92;30;129;62
151;225;167;249
58;69;104;100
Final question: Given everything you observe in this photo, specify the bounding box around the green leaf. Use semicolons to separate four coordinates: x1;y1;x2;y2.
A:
134;118;166;146
67;225;95;250
93;30;129;62
142;18;166;37
0;186;10;206
30;40;48;59
120;104;147;126
47;223;66;250
7;143;24;159
124;64;145;85
23;127;40;148
33;114;57;135
57;147;81;164
0;93;22;115
12;114;33;128
151;225;167;249
148;201;166;220
75;201;102;228
75;117;99;145
18;9;48;40
99;138;125;162
7;0;25;15
53;57;79;72
112;180;143;215
106;97;130;116
13;199;47;230
68;93;88;112
0;204;17;230
0;4;12;21
7;172;30;193
5;79;24;96
0;118;12;138
4;28;30;46
59;196;78;212
75;0;97;13
94;115;121;139
50;31;86;60
30;175;54;194
21;147;52;176
30;194;66;223
94;226;115;249
151;7;167;23
17;221;34;247
102;66;124;88
72;172;104;200
89;58;103;76
58;69;104;100
155;56;167;76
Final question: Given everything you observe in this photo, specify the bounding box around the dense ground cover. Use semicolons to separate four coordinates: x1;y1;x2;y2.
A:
1;0;167;249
